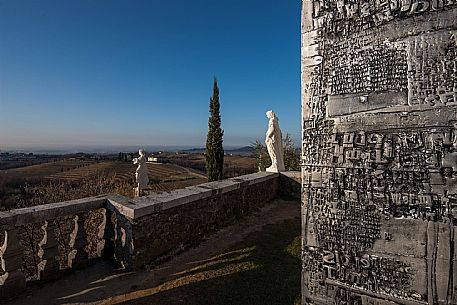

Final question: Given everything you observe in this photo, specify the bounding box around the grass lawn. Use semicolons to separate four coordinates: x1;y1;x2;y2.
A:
116;217;302;305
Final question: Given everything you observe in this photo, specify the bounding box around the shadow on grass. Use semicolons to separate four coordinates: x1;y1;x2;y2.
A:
114;217;301;305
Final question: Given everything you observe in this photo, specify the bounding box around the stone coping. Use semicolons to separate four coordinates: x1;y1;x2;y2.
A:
108;172;279;219
0;196;107;227
0;172;280;227
279;171;301;180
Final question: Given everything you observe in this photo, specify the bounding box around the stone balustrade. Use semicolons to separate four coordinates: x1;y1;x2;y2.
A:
0;171;287;299
0;196;108;299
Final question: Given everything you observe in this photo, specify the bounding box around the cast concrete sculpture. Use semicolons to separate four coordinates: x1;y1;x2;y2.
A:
265;110;285;172
133;149;149;197
301;1;457;304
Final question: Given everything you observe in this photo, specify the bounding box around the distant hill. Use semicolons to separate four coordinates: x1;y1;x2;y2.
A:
226;146;255;155
182;146;255;156
182;148;205;153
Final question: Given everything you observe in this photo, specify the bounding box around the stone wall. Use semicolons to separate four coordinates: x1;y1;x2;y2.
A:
279;171;301;200
107;172;279;269
301;1;456;304
0;172;281;299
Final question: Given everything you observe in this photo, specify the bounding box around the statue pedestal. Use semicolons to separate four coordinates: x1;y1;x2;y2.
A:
266;167;280;173
266;165;285;173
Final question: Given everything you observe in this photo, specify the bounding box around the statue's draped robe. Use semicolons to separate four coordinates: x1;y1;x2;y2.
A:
265;117;285;172
135;155;149;189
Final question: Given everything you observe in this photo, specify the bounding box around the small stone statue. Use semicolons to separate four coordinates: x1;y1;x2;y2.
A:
133;149;149;197
265;110;285;172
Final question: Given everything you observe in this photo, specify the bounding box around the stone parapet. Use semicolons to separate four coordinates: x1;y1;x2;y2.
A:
109;172;279;269
0;172;280;298
279;171;301;201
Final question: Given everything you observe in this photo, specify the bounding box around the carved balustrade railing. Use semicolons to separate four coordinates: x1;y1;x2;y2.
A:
0;196;112;299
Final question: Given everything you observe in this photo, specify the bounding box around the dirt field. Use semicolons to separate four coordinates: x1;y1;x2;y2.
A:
0;159;96;182
166;153;257;178
1;160;204;184
0;157;63;171
0;159;209;210
43;161;201;184
0;154;256;210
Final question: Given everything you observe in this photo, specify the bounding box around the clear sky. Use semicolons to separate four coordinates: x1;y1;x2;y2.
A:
0;0;301;151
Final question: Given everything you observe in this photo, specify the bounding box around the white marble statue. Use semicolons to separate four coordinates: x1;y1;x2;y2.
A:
265;110;285;172
133;149;149;197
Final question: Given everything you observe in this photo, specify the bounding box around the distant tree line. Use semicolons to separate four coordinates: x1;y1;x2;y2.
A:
118;152;134;162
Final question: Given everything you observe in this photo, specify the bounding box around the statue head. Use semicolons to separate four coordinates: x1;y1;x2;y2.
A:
266;110;276;120
139;149;145;157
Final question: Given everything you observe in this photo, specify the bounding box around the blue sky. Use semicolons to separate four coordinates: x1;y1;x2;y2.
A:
0;0;301;150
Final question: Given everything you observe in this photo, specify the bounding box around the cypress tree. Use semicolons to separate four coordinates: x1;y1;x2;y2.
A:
205;78;224;181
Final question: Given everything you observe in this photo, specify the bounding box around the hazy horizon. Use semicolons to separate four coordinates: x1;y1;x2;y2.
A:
0;143;262;155
0;132;301;154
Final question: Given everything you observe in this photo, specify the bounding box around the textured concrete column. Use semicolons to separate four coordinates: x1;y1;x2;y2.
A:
301;0;457;303
0;228;26;299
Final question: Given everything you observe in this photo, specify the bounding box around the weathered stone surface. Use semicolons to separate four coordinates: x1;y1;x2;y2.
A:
107;172;278;219
279;171;301;200
127;172;279;269
301;1;457;304
0;196;106;226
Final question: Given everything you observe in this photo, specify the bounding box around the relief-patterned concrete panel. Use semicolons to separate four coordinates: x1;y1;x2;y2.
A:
301;0;457;304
